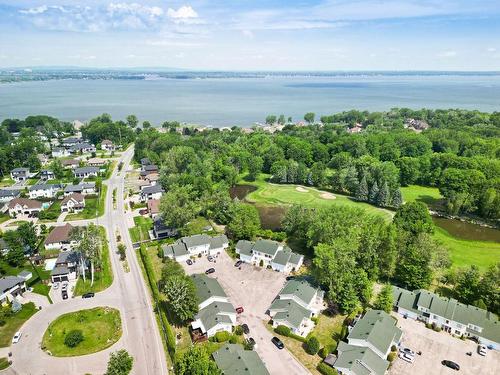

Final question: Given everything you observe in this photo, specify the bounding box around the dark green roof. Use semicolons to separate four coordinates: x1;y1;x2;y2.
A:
272;251;291;266
334;342;389;375
196;301;235;332
162;241;189;258
182;234;211;248
236;240;254;257
210;235;229;250
252;239;280;256
271;299;311;330
213;344;270;375
192;274;227;302
279;279;317;306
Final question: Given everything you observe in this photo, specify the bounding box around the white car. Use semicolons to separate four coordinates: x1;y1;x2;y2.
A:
52;282;60;290
399;347;416;357
398;352;415;363
12;331;22;344
478;344;487;356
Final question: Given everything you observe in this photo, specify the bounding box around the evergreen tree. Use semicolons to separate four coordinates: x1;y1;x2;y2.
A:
355;175;369;201
391;188;403;208
377;181;390;207
369;181;379;204
374;284;394;313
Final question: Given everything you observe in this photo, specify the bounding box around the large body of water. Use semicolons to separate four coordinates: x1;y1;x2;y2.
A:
1;73;500;125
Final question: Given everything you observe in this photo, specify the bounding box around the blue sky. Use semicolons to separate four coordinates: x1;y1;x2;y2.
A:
1;0;500;70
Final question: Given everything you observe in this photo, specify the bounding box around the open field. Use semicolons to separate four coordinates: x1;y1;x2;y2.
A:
0;302;38;347
42;307;122;357
401;185;443;208
73;227;113;296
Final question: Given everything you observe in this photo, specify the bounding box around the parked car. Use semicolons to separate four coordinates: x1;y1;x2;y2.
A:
186;259;193;265
241;324;250;334
478;344;487;356
139;209;148;215
82;292;95;299
285;276;295;281
61;282;68;291
205;268;215;275
247;337;256;348
12;331;22;344
236;306;244;314
442;360;460;370
208;256;214;262
271;336;284;349
398;352;415;363
62;291;68;300
52;282;60;290
399;347;416;357
234;260;242;267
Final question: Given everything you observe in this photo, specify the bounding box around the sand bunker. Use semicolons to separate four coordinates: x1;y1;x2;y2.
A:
296;186;309;193
320;192;336;200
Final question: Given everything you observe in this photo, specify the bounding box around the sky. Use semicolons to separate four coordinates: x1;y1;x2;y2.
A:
1;0;500;71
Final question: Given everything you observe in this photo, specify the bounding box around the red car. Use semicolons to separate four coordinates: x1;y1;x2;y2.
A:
236;307;244;314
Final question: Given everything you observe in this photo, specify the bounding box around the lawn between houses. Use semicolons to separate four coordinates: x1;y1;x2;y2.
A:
0;302;38;347
73;226;113;296
42;307;122;357
0;259;52;301
129;216;153;243
65;185;107;221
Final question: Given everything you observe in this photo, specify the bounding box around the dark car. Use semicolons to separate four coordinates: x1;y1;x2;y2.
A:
236;306;244;314
241;324;250;334
271;336;284;349
234;260;243;267
442;360;460;371
186;259;193;265
82;292;95;299
247;337;256;348
62;291;68;300
285;276;296;281
205;268;215;275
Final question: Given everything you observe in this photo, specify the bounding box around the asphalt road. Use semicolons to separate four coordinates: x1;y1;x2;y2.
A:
8;146;168;375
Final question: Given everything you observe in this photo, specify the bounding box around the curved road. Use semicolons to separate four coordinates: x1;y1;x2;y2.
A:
8;146;168;375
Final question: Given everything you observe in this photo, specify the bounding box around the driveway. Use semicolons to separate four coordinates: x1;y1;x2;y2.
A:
390;315;500;375
183;252;309;375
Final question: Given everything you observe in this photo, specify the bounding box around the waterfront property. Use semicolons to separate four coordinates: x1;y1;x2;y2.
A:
162;234;229;262
236;239;303;273
392;286;500;349
332;310;402;375
190;273;236;339
212;343;270;375
0;276;27;304
268;279;325;337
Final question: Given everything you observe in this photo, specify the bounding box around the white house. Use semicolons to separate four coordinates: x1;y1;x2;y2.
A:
162;234;229;262
44;223;77;251
61;193;85;212
236;239;304;273
74;166;99;179
61;159;80;169
8;198;43;217
50;250;81;283
101;139;115;152
61;137;83;148
52;147;70;158
190;274;236;338
64;182;96;196
87;158;107;167
10;167;30;182
69;143;96;154
140;184;164;202
268;279;325;337
28;184;62;199
0;276;27;304
0;189;21;204
39;170;55;181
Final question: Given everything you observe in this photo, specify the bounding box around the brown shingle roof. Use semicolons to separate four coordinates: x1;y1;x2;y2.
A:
45;223;74;245
61;159;79;166
61;193;85;206
8;197;42;210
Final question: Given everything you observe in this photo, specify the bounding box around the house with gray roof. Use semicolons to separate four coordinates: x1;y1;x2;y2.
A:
331;310;402;375
162;234;229;262
235;239;304;273
52;147;70;158
10;167;31;182
0;188;20;203
191;274;236;338
50;249;82;282
63;182;96;196
0;276;27;304
268;279;325;337
74;166;99;179
212;344;270;375
393;286;500;349
140;184;164;202
69;142;96;154
28;183;62;199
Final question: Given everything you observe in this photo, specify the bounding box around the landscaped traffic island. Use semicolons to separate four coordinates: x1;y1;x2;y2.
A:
42;307;122;357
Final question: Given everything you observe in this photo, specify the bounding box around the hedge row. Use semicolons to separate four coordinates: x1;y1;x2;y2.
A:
274;325;306;342
317;362;338;375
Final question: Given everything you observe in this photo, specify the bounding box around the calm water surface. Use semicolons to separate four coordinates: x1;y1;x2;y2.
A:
1;74;500;125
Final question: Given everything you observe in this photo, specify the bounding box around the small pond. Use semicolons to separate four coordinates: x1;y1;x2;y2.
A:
229;184;257;200
256;205;287;231
432;217;500;242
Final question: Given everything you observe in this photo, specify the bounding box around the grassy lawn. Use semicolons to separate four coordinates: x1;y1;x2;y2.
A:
27;178;39;186
434;227;500;271
65;185;107;221
0;302;38;347
0;177;14;187
104;161;117;179
39;200;62;222
6;220;28;227
0;357;9;370
129;216;153;243
73;226;113;296
42;307;122;357
0;213;9;224
243;174;394;221
401;185;444;209
184;217;214;236
0;260;51;299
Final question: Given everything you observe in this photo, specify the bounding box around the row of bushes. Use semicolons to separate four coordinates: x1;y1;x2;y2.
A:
274;324;306;342
317;362;338;375
425;322;442;332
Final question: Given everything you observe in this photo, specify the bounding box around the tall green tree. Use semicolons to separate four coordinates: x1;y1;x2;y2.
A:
304;112;315;124
162;275;199;322
105;349;133;375
377;181;390;207
159;185;200;231
368;181;379;203
394;233;434;289
175;346;221;375
393;202;434;236
226;203;261;240
454;265;482;306
391;188;403;208
355;175;369;201
374;284;394;313
71;223;101;285
126;115;138;128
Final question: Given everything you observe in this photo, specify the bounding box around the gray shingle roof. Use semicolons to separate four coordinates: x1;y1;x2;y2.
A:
236;240;253;256
334;341;389;375
74;166;99;174
64;182;96;193
0;276;25;294
213;344;270;375
252;239;280;256
142;185;164;195
192;274;227;303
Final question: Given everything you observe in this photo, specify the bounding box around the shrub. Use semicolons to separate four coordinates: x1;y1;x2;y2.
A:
234;326;243;336
214;331;231;343
305;336;320;355
259;259;264;267
387;352;397;362
275;325;291;336
391;345;397;352
317;362;338;375
243;340;254;351
229;335;238;344
319;343;337;359
433;326;442;332
64;330;84;348
311;316;319;324
425;323;432;329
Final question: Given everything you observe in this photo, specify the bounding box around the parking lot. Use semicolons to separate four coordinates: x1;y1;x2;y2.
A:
390;315;500;375
182;251;309;375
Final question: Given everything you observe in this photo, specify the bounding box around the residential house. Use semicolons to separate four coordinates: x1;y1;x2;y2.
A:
140;164;159;178
39;170;55;180
140;184;164;202
52;147;70;158
332;310;402;375
10;167;30;182
145;173;159;185
140;158;151;166
236;239;304;273
162;234;229;262
17;270;32;281
392;286;500;349
0;189;20;204
147;199;160;218
44;223;77;251
61;137;83;148
64;182;96;196
61;193;85;212
70;143;96;154
8;198;43;217
212;344;270;375
0;276;27;304
101;139;115;151
268;279;325;337
87;158;107;168
0;238;9;256
50;250;81;283
74;166;99;179
191;274;236;338
152;216;177;240
28;184;62;199
61;159;80;169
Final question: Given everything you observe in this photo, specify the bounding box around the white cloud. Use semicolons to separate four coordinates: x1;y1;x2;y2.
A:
146;39;202;47
19;5;48;15
167;6;198;19
487;47;497;52
242;30;254;39
438;50;457;57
